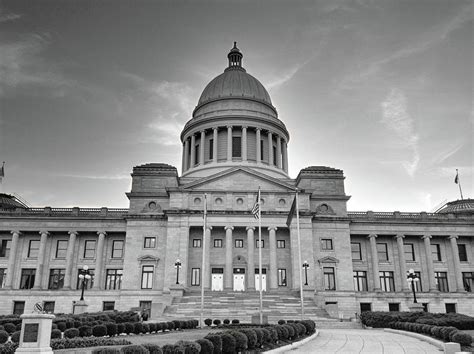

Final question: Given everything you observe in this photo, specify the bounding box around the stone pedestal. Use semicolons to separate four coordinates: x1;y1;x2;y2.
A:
16;313;55;354
73;300;89;314
408;303;424;312
251;314;268;324
169;285;185;298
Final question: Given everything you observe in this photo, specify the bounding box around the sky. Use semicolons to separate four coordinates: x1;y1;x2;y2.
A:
0;0;472;212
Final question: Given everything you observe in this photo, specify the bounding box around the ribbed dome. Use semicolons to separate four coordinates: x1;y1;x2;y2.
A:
436;199;474;215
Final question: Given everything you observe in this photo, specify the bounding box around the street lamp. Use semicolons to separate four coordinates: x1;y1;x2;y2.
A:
174;259;182;285
302;261;309;286
406;269;420;303
78;265;92;301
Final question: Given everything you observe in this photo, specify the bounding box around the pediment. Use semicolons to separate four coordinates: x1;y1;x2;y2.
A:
137;255;160;264
318;256;339;265
181;167;295;192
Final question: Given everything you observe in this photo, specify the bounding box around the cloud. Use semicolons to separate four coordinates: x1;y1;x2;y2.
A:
430;141;465;166
266;60;309;90
0;8;22;23
380;88;419;176
55;173;129;180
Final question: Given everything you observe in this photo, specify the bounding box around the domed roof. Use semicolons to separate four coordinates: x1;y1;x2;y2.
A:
436;199;474;215
0;193;27;210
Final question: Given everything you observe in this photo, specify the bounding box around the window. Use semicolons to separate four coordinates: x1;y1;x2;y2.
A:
351;242;362;260
360;303;372;312
388;303;400;312
193;239;201;248
144;237;156;248
0;240;11;258
256;240;264;248
28;240;40;258
376;243;389;261
0;269;6;288
232;136;241;158
209;139;214;160
278;269;287;286
413;271;422;292
43;301;55;314
431;244;441;261
235;239;243;248
20;269;36;289
141;265;154;289
445;303;456;313
323;267;336;290
260;140;264;161
277;240;285;249
214;239;222;248
422;303;429;312
48;269;65;290
321;239;333;251
435;272;448;292
272;146;277;165
353;271;367;291
13;301;25;315
76;269;95;289
84;240;96;258
191;268;200;286
462;272;474;292
458;244;468;262
404;243;415;261
194;144;200;165
379;271;395;292
140;301;152;318
56;240;68;258
103;302;115;311
112;240;124;258
105;269;123;290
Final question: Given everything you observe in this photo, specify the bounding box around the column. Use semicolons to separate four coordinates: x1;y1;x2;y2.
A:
247;227;255;290
227;126;233;161
94;231;106;290
256;128;261;163
204;226;212;288
242;126;248;161
268;131;273;165
224;226;234;289
449;235;465;292
368;234;380;291
212;127;218;163
190;134;196;167
276;135;282;169
181;142;186;173
268;227;278;289
33;231;49;289
183;138;190;171
282;140;289;173
5;231;20;289
63;231;78;289
422;235;438;292
200;130;205;166
395;234;409;291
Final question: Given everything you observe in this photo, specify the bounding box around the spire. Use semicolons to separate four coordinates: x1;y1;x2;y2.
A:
226;42;245;72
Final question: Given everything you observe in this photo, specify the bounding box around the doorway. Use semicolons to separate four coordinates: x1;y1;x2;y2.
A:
233;268;245;291
255;268;267;291
211;268;224;291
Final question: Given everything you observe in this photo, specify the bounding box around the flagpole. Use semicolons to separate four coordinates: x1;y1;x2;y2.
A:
258;187;263;324
200;193;207;328
296;188;305;320
456;169;464;200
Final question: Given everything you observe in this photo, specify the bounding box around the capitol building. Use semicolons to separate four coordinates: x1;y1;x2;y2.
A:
0;44;473;320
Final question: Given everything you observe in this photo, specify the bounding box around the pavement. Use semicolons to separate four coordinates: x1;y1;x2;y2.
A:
288;329;443;353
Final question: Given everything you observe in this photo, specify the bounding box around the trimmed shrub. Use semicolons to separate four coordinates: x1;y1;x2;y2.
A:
148;322;157;333
261;328;272;343
142;323;150;334
253;328;264;347
116;323;125;335
133;322;143;335
51;329;62;339
300;320;316;334
120;344;148;353
56;321;67;332
204;334;223;354
91;348;120;354
229;331;247;352
92;324;107;337
3;324;15;334
79;325;92;337
142;343;163;354
267;327;279;343
162;344;174;354
0;330;9;344
223;319;230;325
295;323;307;336
105;322;117;337
219;333;236;354
204;318;212;327
0;342;18;353
451;332;472;346
213;319;221;326
160;322;168;332
124;322;134;335
175;340;200;354
196;338;214;354
10;331;20;344
64;328;80;339
231;319;239;324
166;322;175;331
278;319;286;325
283;324;295;339
239;329;257;349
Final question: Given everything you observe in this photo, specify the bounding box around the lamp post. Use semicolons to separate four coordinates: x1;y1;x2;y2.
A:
406;269;420;303
175;259;182;285
78;265;92;301
302;260;309;286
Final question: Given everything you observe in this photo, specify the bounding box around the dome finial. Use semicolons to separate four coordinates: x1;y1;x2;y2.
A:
227;42;244;71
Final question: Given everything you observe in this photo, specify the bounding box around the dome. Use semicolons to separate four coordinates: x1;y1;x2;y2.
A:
0;193;27;210
436;199;474;215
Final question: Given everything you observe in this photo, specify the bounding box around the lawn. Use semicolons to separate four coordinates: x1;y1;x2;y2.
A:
124;328;216;346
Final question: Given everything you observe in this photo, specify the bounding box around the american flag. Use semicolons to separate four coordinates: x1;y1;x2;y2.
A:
251;190;260;219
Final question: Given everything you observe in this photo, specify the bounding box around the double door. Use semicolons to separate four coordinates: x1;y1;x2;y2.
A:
233;268;245;291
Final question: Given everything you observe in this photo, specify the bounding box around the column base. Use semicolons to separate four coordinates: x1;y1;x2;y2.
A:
73;301;88;314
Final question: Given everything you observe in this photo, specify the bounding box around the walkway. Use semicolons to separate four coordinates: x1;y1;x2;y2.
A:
289;329;442;353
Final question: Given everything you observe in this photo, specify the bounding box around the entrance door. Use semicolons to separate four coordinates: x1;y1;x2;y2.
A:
255;268;267;291
139;301;152;320
211;268;224;291
233;268;245;292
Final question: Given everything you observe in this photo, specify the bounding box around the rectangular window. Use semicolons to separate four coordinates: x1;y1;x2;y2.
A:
360;303;372;312
404;243;415;262
376;243;389;261
0;240;11;258
195;144;200;165
214;239;223;248
458;244;468;262
351;242;362;260
277;240;285;249
431;244;441;261
324;267;336;290
260;140;264;161
278;269;287;286
105;269;123;290
379;271;395;292
144;237;156;248
273;146;277;165
48;269;65;290
191;268;200;286
43;301;55;314
141;265;154;289
235;239;243;248
20;269;36;289
209;139;214;160
445;303;456;313
256;240;264;248
435;272;449;292
193;239;202;248
84;240;96;258
55;240;68;258
232;136;242;158
353;271;368;291
76;269;95;289
321;239;333;251
112;240;124;258
13;301;25;315
0;269;6;288
388;303;400;312
462;272;474;292
103;301;115;311
28;240;40;258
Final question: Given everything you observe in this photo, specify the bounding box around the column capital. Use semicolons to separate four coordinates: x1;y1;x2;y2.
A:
421;234;432;240
448;235;458;240
246;226;255;232
68;231;79;236
224;226;234;231
226;125;233;130
39;230;49;236
268;226;278;232
367;234;377;239
200;129;206;134
205;226;213;231
242;125;248;129
10;230;21;236
212;126;219;131
97;231;107;236
394;234;405;240
256;127;262;132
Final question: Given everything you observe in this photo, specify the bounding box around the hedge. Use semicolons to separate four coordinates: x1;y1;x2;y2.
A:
0;342;18;354
0;331;8;344
51;337;131;350
204;334;222;354
142;343;163;354
196;338;214;354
